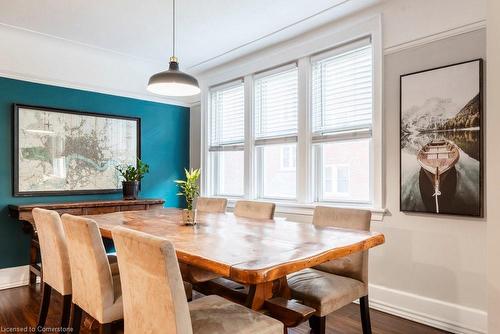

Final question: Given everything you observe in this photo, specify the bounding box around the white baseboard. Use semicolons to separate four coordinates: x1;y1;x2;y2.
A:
0;265;31;290
368;284;487;334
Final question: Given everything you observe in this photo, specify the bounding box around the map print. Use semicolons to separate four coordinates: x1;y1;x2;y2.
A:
17;107;138;194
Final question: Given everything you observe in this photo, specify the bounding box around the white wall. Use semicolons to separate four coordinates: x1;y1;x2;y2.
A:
381;0;485;52
196;0;485;79
193;1;488;333
0;23;193;107
487;0;500;332
378;29;486;334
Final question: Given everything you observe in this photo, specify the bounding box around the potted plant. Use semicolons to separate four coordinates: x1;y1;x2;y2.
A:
175;168;200;225
116;159;149;200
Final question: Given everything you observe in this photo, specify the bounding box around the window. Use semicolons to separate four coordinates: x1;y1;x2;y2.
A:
204;34;378;208
312;39;372;204
336;165;350;194
208;81;245;197
324;166;333;193
254;65;298;199
280;145;296;170
324;164;351;197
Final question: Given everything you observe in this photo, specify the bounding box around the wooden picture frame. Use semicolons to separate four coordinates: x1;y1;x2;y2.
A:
13;104;141;197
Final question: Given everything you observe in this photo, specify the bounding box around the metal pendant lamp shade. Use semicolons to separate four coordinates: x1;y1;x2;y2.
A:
148;57;200;96
147;0;200;97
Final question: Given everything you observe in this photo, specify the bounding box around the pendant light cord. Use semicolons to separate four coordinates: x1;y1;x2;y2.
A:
172;0;176;58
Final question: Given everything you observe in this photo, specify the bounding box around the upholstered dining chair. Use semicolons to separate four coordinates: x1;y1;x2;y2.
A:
196;197;228;213
198;200;277;296
32;208;120;333
233;200;276;219
61;214;124;334
287;206;372;334
112;226;283;334
180;197;228;284
32;208;73;332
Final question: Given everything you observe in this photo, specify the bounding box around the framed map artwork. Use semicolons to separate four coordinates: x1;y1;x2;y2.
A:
13;104;140;196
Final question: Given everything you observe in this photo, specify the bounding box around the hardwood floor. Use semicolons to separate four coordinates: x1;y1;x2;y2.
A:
0;284;449;334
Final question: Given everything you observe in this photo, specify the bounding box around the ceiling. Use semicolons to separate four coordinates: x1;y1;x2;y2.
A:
0;0;383;75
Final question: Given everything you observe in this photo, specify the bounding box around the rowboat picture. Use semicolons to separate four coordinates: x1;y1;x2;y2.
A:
400;59;482;217
417;139;460;213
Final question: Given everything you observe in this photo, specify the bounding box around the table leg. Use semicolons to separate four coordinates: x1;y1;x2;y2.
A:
246;276;291;310
29;233;41;285
273;276;291;299
246;281;273;310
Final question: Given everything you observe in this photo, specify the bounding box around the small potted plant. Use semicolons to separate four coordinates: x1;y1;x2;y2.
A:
175;168;200;225
116;158;149;200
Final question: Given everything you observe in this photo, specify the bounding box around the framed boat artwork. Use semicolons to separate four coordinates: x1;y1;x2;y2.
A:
400;59;483;217
13;104;141;196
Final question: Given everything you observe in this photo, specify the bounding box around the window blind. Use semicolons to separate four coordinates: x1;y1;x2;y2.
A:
312;43;372;139
255;65;298;142
209;82;245;150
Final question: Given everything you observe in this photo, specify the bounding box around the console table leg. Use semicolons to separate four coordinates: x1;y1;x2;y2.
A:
29;237;41;285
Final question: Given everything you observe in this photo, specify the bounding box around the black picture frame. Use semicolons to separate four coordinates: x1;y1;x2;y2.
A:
13;104;141;197
399;59;484;218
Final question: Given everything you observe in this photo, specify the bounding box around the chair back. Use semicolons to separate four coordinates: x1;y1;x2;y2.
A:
32;208;72;295
196;197;227;213
61;214;116;322
233;200;276;219
312;206;371;284
112;227;193;334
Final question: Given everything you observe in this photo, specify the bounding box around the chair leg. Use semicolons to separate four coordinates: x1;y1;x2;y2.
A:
70;303;83;334
60;294;72;328
308;315;326;334
36;282;52;333
360;296;372;334
99;323;112;334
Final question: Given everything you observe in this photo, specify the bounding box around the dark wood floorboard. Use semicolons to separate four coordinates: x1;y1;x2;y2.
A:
0;285;450;334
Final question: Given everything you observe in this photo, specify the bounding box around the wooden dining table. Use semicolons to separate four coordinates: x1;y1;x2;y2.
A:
86;207;385;326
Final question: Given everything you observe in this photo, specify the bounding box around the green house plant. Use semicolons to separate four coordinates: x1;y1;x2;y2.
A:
115;158;149;200
175;168;200;225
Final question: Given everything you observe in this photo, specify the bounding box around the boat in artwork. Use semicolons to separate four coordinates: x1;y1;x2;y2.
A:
417;139;460;213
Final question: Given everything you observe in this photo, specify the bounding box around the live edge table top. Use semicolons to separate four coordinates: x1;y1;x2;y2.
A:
85;208;385;285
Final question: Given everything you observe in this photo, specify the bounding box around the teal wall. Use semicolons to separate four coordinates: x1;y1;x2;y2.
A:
0;77;190;269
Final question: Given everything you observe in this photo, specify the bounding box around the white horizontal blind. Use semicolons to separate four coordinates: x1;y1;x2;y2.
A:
255;66;298;141
209;82;245;149
312;43;372;139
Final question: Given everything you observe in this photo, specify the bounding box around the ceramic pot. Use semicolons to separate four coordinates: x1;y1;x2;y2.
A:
122;181;140;200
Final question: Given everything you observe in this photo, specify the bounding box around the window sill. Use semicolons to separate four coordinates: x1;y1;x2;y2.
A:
226;199;386;222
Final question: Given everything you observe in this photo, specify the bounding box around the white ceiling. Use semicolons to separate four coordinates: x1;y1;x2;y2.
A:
0;0;383;75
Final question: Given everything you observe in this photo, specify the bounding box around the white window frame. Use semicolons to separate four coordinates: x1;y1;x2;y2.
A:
253;63;299;201
206;79;245;198
311;38;374;205
199;16;384;219
314;138;371;205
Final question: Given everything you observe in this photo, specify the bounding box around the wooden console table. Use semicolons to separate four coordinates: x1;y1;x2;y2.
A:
9;198;165;285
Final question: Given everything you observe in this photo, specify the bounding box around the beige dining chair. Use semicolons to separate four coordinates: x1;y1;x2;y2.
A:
233;200;276;219
112;226;283;334
200;200;276;296
196;197;228;213
61;214;124;334
180;197;228;284
32;208;120;333
287;206;372;334
32;208;73;332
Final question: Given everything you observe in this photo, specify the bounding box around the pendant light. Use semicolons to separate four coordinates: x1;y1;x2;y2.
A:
147;0;200;96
